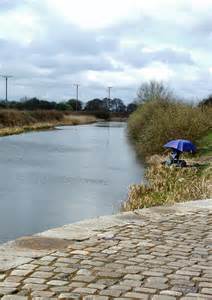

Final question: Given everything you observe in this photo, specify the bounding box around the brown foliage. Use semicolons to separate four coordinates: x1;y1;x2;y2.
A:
128;100;212;157
0;110;64;127
122;162;211;211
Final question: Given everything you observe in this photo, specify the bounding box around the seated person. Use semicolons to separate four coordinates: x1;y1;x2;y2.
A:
170;149;181;163
165;149;181;166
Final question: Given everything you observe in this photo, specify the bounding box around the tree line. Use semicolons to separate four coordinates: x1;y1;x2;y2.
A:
0;97;137;114
1;81;210;115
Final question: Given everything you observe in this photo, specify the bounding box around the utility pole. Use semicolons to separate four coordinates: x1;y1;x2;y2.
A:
108;86;112;100
73;83;80;111
1;75;13;102
107;86;112;111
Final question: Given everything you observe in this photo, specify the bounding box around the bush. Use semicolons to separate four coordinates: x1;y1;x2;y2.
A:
128;99;212;157
93;111;110;120
199;95;212;108
29;110;64;122
137;81;172;103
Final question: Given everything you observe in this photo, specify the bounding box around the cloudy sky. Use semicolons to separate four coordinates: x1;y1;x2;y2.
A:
0;0;212;103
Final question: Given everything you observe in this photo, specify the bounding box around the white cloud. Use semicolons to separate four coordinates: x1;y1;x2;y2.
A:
0;5;40;44
138;62;175;81
0;0;211;102
46;0;140;29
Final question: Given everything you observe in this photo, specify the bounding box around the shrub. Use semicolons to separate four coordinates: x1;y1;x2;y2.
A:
128;99;212;157
199;95;212;108
93;111;110;120
29;110;64;122
137;81;172;103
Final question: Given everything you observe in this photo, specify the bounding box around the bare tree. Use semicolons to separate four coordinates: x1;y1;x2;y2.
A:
137;81;172;103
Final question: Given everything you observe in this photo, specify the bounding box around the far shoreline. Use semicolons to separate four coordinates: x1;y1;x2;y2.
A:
0;114;97;137
0;112;128;138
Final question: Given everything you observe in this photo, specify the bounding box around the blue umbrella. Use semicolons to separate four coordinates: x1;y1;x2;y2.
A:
164;139;196;153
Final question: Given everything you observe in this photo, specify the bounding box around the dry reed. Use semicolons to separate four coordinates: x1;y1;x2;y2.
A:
122;162;211;211
0;110;96;137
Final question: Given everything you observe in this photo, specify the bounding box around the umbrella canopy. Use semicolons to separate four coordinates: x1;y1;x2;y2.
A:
164;139;196;153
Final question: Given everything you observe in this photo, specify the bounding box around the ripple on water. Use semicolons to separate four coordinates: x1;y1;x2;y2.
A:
14;173;109;186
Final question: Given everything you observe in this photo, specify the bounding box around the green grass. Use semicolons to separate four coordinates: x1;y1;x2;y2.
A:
197;131;212;156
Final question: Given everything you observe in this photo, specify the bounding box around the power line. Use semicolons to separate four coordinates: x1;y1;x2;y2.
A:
1;75;13;102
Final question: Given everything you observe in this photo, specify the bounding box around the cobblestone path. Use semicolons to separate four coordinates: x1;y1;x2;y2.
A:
0;200;211;299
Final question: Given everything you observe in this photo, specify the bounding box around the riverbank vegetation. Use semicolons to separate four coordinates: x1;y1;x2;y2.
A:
0;110;96;136
123;81;212;211
0;95;136;136
128;97;212;158
122;154;211;210
0;97;137;115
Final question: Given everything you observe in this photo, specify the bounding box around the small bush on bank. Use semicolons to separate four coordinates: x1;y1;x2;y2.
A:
29;110;64;122
93;111;110;120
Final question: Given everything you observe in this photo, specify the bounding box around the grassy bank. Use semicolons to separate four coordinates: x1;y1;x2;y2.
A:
122;152;211;211
0;110;96;137
123;99;212;211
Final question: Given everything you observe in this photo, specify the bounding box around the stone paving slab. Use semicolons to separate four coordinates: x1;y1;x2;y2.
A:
0;199;211;299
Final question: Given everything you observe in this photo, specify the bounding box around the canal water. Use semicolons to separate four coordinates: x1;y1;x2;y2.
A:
0;122;144;243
